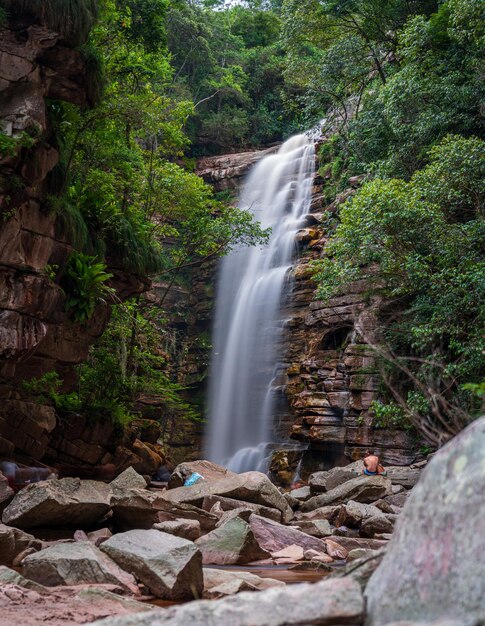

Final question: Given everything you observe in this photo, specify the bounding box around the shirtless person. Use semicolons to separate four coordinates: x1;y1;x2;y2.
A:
363;451;387;476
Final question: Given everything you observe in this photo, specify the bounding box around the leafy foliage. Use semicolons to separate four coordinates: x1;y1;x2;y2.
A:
61;253;114;325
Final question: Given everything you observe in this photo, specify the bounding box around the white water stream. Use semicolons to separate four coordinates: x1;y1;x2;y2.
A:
205;133;315;472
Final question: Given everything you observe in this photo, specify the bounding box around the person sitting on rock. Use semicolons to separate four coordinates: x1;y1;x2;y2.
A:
363;451;387;476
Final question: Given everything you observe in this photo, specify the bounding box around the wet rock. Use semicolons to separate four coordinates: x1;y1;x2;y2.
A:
302;476;392;511
153;519;201;541
161;472;293;523
309;466;358;494
248;514;328;554
195;517;270;565
111;488;218;532
168;460;236;489
366;416;485;625
86;576;364;626
101;529;203;600
111;467;148;492
201;494;282;522
0;523;42;565
203;568;284;598
22;542;139;595
2;478;111;529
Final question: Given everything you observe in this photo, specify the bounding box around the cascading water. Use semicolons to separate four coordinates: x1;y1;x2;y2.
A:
205;133;315;472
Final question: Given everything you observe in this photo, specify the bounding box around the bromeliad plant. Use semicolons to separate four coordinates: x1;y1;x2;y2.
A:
61;252;114;325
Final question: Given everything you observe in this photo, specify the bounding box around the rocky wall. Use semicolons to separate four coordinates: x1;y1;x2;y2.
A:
0;11;151;470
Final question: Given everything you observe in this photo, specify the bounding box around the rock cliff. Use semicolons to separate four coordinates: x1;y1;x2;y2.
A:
0;8;149;468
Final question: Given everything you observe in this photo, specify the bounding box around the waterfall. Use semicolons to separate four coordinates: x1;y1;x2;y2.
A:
205;133;315;472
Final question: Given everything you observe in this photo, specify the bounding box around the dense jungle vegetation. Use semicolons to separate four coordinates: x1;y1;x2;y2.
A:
2;0;483;445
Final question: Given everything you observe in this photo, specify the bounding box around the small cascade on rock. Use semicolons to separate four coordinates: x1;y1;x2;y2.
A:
206;133;316;472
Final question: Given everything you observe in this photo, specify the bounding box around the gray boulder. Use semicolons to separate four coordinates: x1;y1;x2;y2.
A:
360;515;395;538
291;518;333;538
2;478;111;529
309;466;358;494
195;517;270;565
0;523;42;565
202;567;284;599
0;471;13;507
160;471;293;523
111;468;148;492
101;529;203;600
302;476;392;511
0;565;46;592
336;500;386;529
22;542;139;595
366;416;485;625
85;576;364;626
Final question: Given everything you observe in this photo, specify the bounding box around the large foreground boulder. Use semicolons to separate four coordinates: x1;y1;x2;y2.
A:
22;542;139;595
160;471;293;523
101;529;203;600
86;577;364;626
302;476;392;511
366;416;485;625
2;478;111;528
195;517;270;565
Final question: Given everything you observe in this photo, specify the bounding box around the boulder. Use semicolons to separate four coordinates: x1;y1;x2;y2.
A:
22;542;139;595
303;549;333;564
309;467;358;494
111;468;148;492
384;492;409;508
0;566;46;592
201;494;282;522
160;472;293;523
203;568;284;599
325;539;348;560
335;500;385;529
0;523;42;565
0;471;14;507
214;506;253;527
291;518;333;538
271;545;304;560
87;528;113;547
195;517;270;565
111;488;218;532
153;519;201;541
101;529;203;600
288;486;311;502
302;476;392;511
2;478;111;529
385;466;422;489
295;504;340;522
366;416;485;625
168;461;236;489
85;576;364;626
324;535;388;552
360;514;395;538
248;514;328;554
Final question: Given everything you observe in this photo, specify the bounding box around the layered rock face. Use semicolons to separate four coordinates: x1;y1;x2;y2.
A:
0;12;147;465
